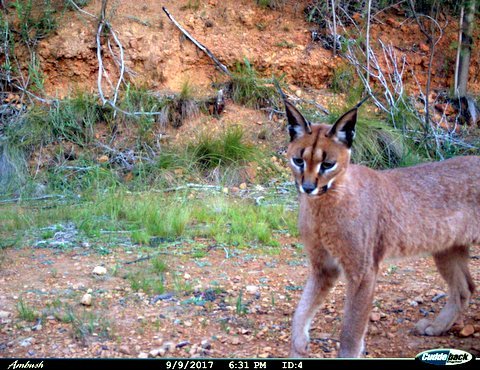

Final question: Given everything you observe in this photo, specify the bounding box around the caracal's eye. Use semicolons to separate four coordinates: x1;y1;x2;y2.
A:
292;157;304;167
321;161;336;171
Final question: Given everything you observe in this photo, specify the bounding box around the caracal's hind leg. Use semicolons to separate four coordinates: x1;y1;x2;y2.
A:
291;248;340;358
416;245;475;336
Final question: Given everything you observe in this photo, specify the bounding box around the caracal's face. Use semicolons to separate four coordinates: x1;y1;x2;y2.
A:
287;124;351;197
282;98;359;198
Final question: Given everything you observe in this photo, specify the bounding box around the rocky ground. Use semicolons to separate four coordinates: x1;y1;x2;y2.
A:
0;229;478;358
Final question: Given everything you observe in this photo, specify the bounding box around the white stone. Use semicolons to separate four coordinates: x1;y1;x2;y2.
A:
81;293;92;306
93;266;107;275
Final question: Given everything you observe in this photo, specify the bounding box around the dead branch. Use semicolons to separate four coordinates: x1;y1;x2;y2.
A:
0;194;66;204
162;7;232;77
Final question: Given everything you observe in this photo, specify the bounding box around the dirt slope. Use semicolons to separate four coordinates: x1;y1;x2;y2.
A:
37;0;480;98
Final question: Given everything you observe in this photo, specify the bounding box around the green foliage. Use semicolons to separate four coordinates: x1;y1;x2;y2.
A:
17;299;37;321
330;64;356;95
0;191;298;252
13;0;58;45
257;0;285;10
49;93;101;146
187;126;255;170
152;257;168;274
275;40;295;49
236;290;247;315
230;59;280;109
70;308;112;343
47;160;120;195
180;0;200;11
128;271;165;294
64;0;90;10
119;83;198;130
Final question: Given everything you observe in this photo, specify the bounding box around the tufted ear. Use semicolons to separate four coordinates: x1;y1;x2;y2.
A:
284;100;312;142
327;108;358;148
327;96;369;148
275;80;312;141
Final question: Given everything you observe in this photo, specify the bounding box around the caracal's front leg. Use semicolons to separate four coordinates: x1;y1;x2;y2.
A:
291;248;340;358
338;268;377;358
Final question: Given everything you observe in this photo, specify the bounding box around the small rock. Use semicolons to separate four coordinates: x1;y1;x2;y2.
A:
163;342;174;352
151;293;174;304
184;273;191;280
201;340;211;350
98;155;109;163
176;341;190;349
246;285;259;295
93;266;107;275
20;337;33;347
149;349;160;358
239;182;247;190
410;300;419;307
370;312;381;322
295;89;302;97
138;352;149;359
231;337;241;345
419;43;429;52
459;324;475;337
119;345;131;355
414;296;424;304
81;293;92;306
0;311;11;319
222;187;229;194
432;293;447;302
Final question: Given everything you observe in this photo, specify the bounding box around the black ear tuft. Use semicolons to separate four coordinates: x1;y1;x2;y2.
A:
285;100;312;141
327;97;368;147
327;108;358;148
274;81;312;141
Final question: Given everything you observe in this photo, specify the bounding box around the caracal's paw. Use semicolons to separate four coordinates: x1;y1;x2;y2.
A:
415;318;448;336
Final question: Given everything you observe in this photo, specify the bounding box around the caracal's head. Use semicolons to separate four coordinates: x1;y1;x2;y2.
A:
283;97;365;197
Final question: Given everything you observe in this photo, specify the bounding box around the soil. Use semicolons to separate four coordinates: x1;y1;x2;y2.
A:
0;239;479;358
36;0;480;98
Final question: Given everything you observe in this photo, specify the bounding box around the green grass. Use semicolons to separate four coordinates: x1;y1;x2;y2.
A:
257;0;285;10
330;64;356;95
13;0;59;45
70;308;113;343
275;40;295;49
187;126;256;170
128;271;165;294
230;59;280;109
0;190;298;252
16;299;37;321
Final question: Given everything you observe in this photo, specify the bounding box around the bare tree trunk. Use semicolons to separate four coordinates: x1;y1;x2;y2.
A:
331;0;337;57
454;6;464;96
457;0;476;97
365;0;372;85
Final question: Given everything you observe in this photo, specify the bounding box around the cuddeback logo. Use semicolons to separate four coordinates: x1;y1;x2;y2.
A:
416;349;474;366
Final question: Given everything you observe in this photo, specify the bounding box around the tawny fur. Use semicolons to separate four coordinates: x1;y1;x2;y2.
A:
285;105;479;358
